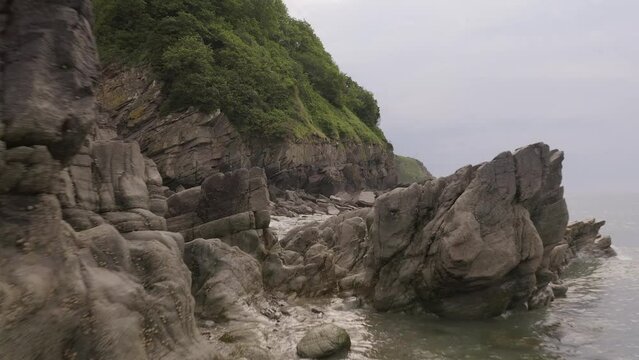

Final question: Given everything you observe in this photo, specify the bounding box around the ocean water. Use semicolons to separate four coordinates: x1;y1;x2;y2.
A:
293;192;639;360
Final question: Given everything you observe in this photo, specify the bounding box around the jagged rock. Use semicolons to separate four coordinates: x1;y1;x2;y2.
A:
528;285;555;310
296;324;351;359
2;0;97;164
275;143;585;319
355;191;376;207
565;219;616;257
184;238;264;321
166;168;274;258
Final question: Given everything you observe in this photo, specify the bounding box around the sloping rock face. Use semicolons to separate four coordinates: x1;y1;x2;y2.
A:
97;67;397;194
0;1;213;358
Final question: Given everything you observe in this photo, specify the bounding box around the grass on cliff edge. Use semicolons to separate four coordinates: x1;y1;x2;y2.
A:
93;0;388;145
395;155;433;184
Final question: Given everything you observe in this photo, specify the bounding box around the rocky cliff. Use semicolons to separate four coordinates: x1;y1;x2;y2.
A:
96;67;397;195
0;1;214;358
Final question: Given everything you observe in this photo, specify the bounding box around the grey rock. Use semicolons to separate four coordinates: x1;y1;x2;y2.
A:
296;324;351;359
275;143;582;319
184;238;264;321
551;283;568;298
0;2;213;358
528;285;555;310
356;191;376;207
565;219;616;257
167;186;201;217
198;167;270;222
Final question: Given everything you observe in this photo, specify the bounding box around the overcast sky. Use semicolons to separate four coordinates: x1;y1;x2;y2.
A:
283;0;639;194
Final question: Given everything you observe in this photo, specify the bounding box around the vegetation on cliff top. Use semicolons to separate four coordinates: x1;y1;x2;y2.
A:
93;0;387;144
395;155;433;184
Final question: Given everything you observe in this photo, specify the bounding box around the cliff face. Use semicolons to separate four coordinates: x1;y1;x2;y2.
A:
97;67;397;195
0;2;213;358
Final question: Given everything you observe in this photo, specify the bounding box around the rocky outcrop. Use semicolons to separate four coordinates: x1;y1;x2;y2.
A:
0;1;213;358
184;238;265;322
58;137;168;233
566;219;616;257
97;67;397;194
366;144;569;318
263;143;613;320
166;167;276;258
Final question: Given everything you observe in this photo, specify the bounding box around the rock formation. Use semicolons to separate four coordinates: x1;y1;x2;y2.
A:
0;1;618;358
0;1;213;358
166;167;276;258
263;143;613;320
97;67;397;195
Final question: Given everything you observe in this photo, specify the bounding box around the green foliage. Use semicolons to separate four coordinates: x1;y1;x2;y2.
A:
395;155;433;184
93;0;385;143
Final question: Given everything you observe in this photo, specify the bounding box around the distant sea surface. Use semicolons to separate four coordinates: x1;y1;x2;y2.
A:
308;192;639;359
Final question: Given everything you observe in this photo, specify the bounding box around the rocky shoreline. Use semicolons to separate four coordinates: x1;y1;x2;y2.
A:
0;1;616;359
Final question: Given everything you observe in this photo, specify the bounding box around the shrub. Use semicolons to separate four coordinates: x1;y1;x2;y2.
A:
93;0;385;143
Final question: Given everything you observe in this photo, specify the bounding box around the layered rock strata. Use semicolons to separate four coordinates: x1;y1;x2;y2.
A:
97;67;397;194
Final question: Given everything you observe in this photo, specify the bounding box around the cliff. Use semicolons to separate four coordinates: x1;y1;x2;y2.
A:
92;0;398;195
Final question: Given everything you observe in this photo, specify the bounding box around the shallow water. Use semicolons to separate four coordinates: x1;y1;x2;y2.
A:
285;194;639;360
260;195;639;359
332;250;639;360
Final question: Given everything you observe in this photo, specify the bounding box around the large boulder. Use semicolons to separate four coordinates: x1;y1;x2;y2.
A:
184;238;264;321
296;324;351;359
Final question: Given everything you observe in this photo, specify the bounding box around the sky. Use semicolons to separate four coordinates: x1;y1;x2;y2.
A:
283;0;639;195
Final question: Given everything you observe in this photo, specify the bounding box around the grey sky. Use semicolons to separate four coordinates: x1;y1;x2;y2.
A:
284;0;639;194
